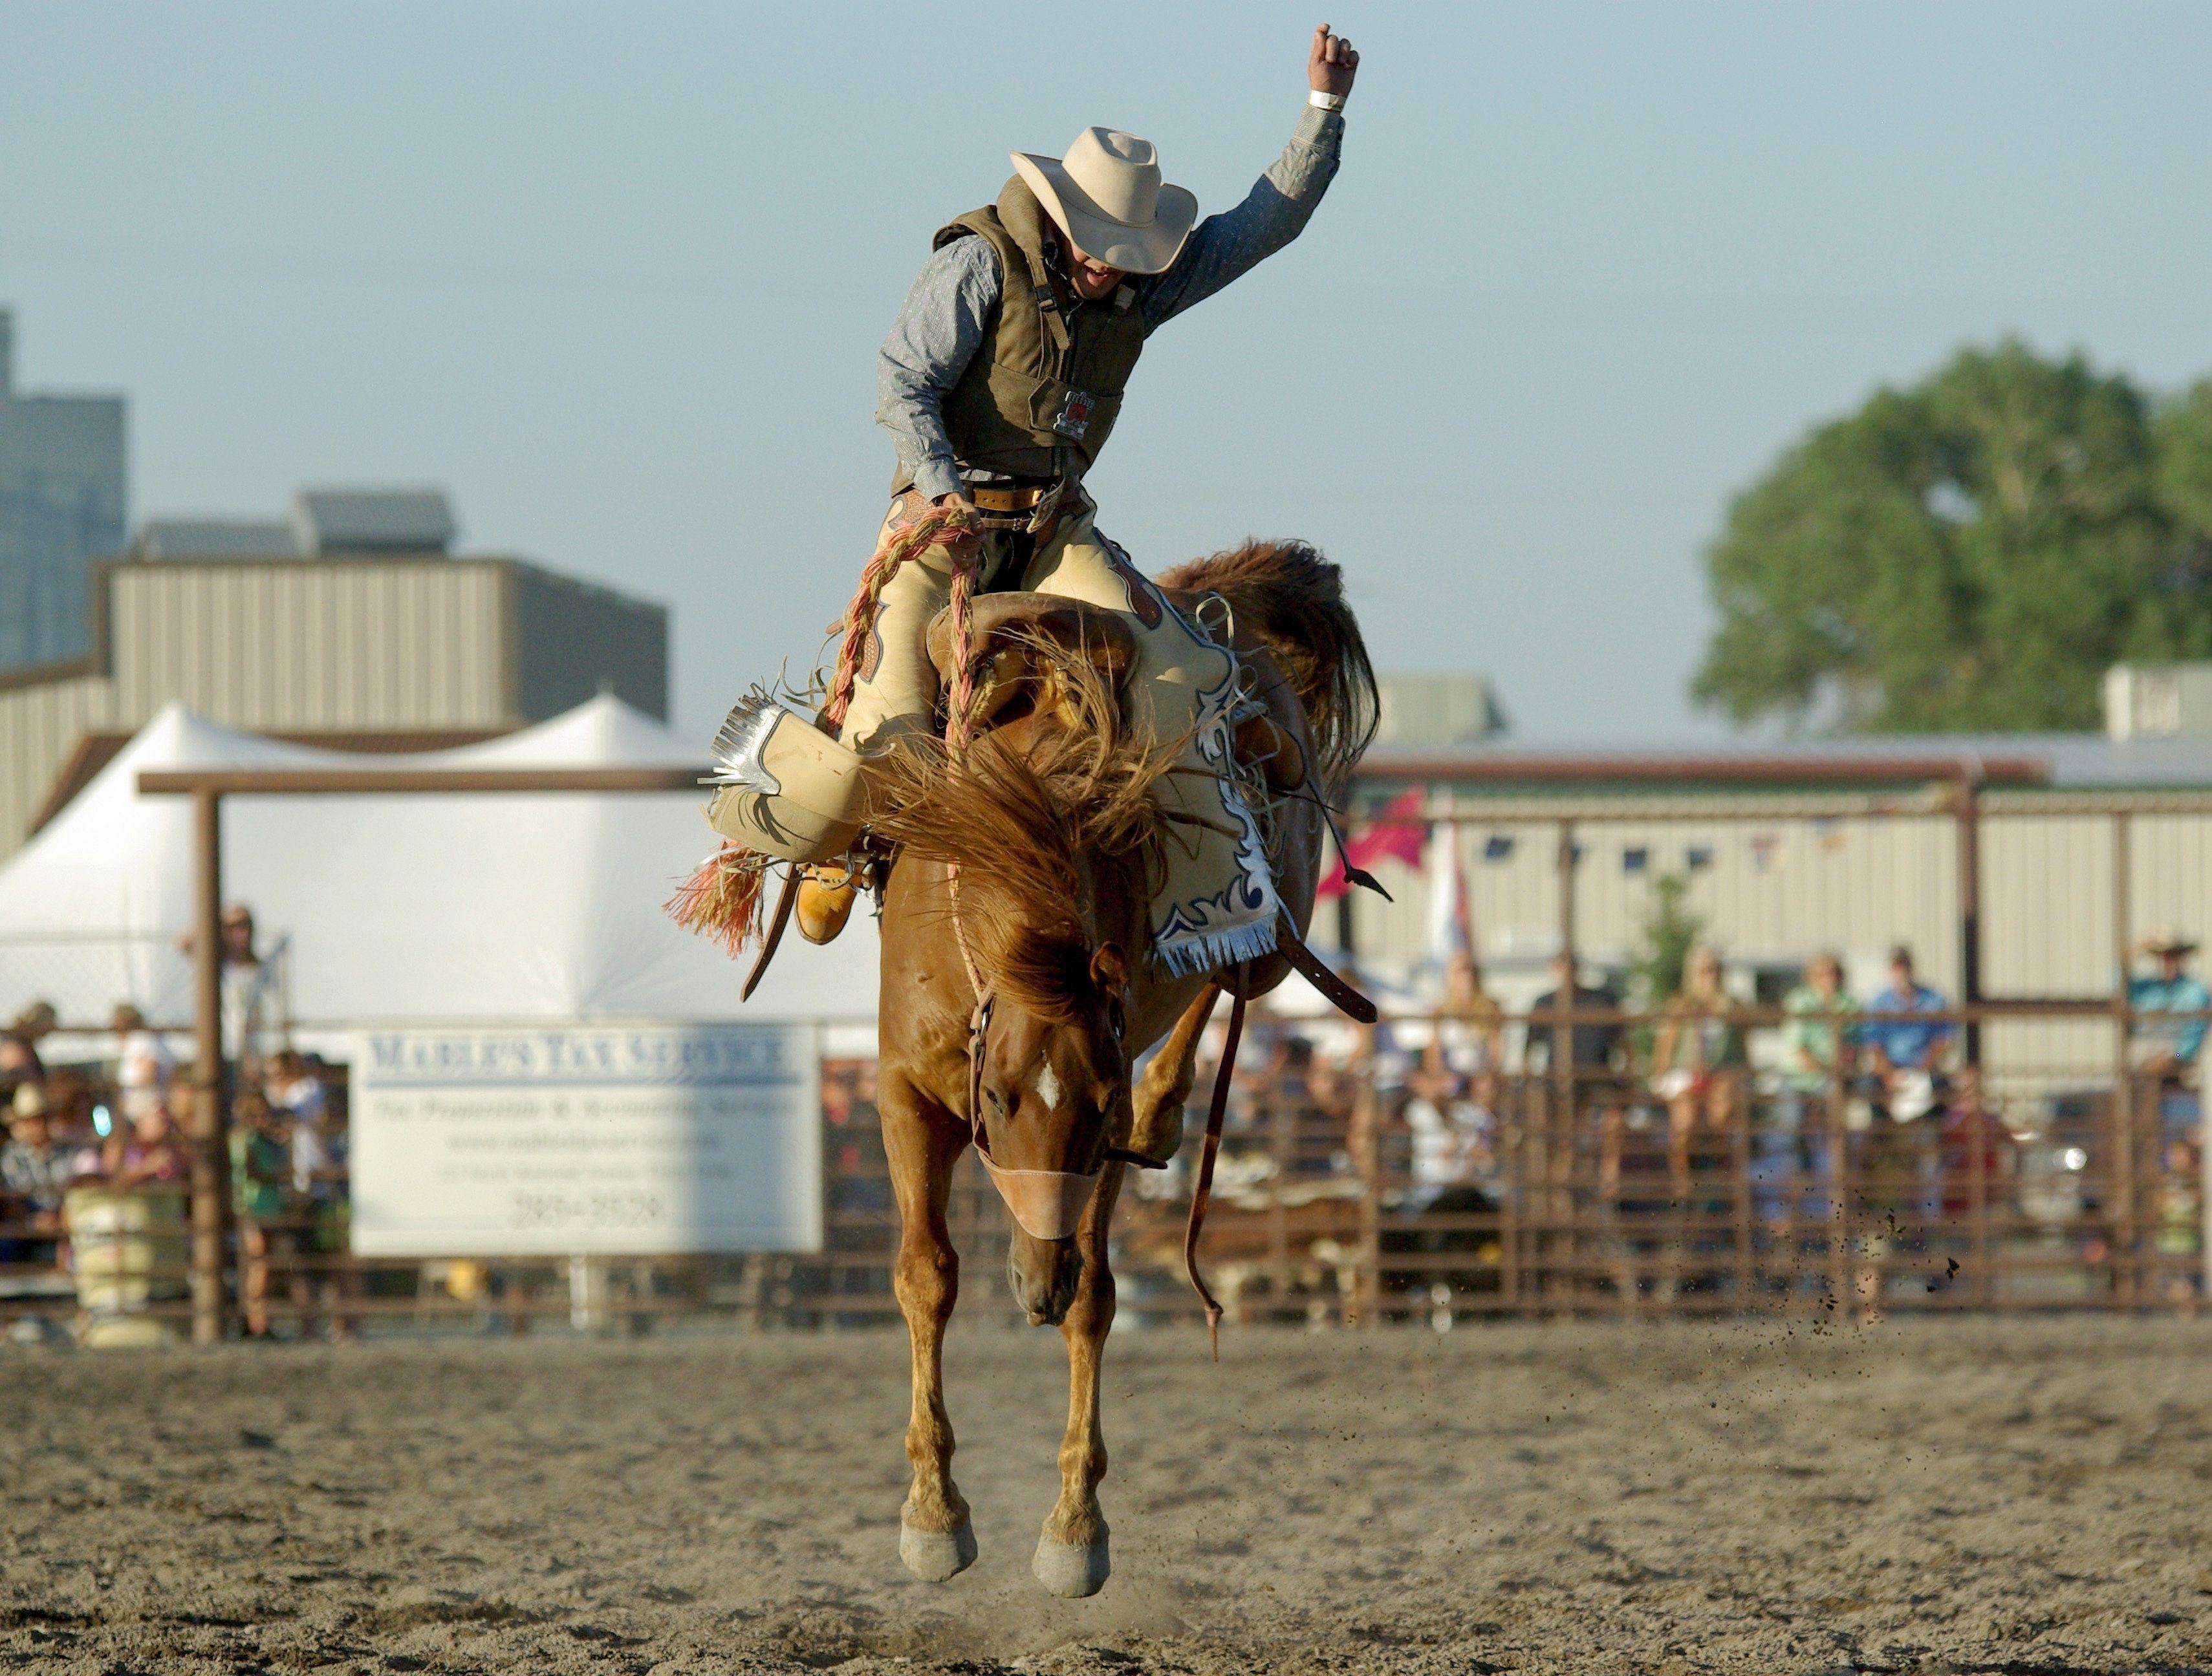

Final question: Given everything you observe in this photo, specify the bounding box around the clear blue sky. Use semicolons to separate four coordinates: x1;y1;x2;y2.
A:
6;2;2207;745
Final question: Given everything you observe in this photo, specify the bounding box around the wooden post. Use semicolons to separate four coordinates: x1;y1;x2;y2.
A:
1352;1057;1380;1327
2111;812;2136;1306
188;788;232;1344
1826;1056;1849;1313
1956;780;1983;1068
1731;1071;1752;1304
1969;1075;1993;1306
1552;820;1578;1313
1499;1073;1521;1312
1267;1086;1291;1316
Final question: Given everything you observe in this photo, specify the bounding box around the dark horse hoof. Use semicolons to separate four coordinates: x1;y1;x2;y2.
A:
1032;1532;1111;1597
900;1519;977;1583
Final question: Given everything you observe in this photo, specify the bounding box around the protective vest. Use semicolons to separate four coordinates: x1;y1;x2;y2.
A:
902;177;1150;489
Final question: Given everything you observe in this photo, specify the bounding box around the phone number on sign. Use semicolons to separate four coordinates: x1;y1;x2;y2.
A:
510;1192;666;1229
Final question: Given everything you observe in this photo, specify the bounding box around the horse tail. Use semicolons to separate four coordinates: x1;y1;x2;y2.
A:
1155;539;1380;793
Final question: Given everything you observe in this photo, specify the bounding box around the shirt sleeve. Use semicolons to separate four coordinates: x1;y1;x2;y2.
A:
1138;103;1344;333
875;236;1003;502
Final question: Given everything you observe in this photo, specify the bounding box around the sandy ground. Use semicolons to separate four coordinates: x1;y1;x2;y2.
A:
3;1316;2211;1675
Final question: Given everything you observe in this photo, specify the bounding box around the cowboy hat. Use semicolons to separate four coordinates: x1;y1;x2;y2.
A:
2145;926;2200;956
1010;128;1197;275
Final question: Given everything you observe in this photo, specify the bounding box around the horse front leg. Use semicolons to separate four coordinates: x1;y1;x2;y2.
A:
1128;982;1219;1163
882;1073;977;1582
1035;1161;1124;1597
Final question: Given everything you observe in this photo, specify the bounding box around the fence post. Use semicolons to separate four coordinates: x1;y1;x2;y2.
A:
1353;1058;1380;1327
1826;1057;1849;1313
188;788;232;1345
2111;813;2136;1307
1954;779;1983;1068
1970;1079;1993;1307
1552;819;1578;1315
1499;1072;1521;1313
1731;1067;1753;1304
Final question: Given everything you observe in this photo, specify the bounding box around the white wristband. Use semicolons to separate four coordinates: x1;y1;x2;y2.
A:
1308;89;1346;111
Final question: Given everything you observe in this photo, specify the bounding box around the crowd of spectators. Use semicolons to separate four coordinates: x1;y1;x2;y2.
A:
1162;931;2206;1307
0;905;352;1340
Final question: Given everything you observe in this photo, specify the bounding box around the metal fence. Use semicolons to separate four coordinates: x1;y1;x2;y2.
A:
10;1000;2201;1340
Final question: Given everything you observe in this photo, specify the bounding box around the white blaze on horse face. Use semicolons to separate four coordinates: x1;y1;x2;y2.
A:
1033;1059;1065;1114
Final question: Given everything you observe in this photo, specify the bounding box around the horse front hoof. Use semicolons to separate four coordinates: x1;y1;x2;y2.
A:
900;1518;978;1582
1032;1532;1111;1598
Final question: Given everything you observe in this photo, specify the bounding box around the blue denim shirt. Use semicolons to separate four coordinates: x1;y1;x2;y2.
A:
2129;972;2211;1062
876;105;1345;500
1863;982;1953;1069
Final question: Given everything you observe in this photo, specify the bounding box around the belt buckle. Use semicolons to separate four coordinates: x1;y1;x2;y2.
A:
1025;480;1065;535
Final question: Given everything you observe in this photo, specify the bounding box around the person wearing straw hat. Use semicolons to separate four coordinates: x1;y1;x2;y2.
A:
2125;928;2209;1081
713;25;1360;946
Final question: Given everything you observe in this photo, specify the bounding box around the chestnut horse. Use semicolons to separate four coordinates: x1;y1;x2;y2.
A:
862;539;1375;1597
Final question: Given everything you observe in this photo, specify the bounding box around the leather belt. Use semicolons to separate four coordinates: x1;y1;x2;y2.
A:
968;482;1054;513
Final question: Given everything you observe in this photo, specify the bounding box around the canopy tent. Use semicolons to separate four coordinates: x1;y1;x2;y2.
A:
0;698;881;1031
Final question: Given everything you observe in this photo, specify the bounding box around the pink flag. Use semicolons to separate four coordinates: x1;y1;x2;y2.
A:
1317;786;1427;900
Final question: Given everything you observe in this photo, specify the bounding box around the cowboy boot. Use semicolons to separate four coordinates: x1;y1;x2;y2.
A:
795;866;858;945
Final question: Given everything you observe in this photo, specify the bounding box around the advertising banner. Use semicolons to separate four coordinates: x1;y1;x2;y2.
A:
350;1022;821;1255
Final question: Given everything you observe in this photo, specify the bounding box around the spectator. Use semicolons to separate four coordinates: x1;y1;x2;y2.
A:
1526;952;1624;1088
2125;929;2208;1082
180;904;276;1071
108;1091;187;1189
231;1091;295;1339
1427;952;1504;1086
0;1031;45;1107
1864;945;1951;1121
1649;945;1749;1187
265;1050;328;1194
1762;952;1857;1223
112;1004;175;1117
1399;1064;1488;1210
1;1084;71;1264
1937;1064;2012;1220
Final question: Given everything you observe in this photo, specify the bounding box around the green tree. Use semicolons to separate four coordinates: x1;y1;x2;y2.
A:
1695;340;2212;732
1627;871;1704;1007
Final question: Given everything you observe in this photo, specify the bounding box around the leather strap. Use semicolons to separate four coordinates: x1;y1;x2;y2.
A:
1183;982;1247;1362
1271;914;1378;1024
741;868;801;1003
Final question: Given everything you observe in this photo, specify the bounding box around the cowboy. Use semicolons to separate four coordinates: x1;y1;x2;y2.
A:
2126;929;2210;1076
710;25;1360;952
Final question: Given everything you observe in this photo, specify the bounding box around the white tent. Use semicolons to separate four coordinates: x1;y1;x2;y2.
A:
0;698;881;1033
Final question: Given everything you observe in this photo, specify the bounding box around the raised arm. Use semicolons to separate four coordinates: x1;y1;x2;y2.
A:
874;236;1004;504
1140;24;1358;332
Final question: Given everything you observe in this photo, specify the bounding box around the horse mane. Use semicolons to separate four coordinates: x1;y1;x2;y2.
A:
1153;539;1379;793
865;642;1181;1024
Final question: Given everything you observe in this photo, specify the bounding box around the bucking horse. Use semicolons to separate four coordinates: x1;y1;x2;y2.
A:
852;535;1377;1596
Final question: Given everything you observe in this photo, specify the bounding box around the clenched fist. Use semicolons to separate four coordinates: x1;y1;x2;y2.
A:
1309;23;1360;98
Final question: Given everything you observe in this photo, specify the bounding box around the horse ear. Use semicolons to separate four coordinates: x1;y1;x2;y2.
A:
1089;941;1131;1000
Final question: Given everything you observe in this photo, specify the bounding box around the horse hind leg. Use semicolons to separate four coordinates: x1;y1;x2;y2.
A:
1035;1163;1124;1598
884;1076;978;1582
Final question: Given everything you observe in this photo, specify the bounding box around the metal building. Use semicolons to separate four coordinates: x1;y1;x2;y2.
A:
0;544;668;863
1337;735;2212;1090
0;310;127;671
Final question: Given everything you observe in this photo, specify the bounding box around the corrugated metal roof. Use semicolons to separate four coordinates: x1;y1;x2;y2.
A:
1361;731;2212;793
290;488;455;553
135;519;297;560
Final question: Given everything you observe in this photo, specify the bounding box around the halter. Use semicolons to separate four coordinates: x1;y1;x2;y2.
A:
946;861;1100;1242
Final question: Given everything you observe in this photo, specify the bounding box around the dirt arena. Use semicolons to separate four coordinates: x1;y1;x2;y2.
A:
4;1316;2210;1675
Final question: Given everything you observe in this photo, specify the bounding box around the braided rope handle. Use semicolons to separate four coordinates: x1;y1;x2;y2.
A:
822;503;981;733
